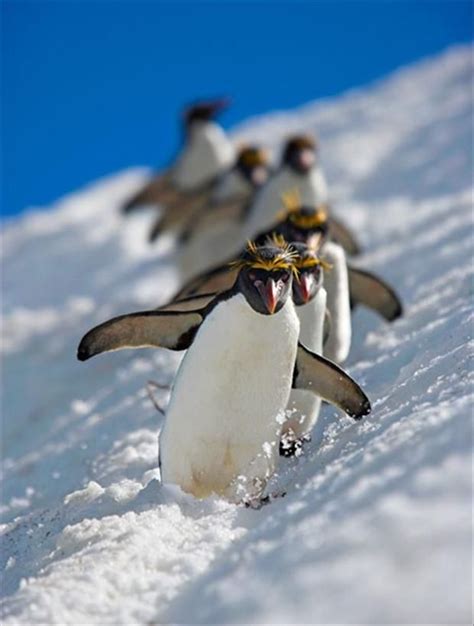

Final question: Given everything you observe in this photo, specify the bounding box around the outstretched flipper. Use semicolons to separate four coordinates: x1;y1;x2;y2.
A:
77;310;205;361
293;343;371;419
348;266;402;321
329;216;361;256
122;171;178;214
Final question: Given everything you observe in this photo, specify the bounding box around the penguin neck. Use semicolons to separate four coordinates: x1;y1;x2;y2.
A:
173;121;234;190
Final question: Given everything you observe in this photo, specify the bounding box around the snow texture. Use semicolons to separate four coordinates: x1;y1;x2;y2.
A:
1;45;473;624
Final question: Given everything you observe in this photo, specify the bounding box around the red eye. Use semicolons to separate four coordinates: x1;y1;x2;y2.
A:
281;272;290;282
249;272;257;281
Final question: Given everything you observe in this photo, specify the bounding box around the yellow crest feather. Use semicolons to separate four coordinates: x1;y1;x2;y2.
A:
230;238;299;275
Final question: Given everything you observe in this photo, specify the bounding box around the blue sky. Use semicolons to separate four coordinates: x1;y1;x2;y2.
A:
2;1;472;217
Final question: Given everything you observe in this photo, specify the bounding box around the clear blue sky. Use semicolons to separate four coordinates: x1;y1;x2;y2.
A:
2;1;472;217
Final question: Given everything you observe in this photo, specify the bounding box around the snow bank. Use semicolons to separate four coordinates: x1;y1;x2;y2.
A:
1;45;472;624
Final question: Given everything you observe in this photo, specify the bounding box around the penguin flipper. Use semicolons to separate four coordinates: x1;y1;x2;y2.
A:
122;171;178;214
149;186;213;242
348;266;403;321
328;216;361;256
293;343;371;420
77;310;204;361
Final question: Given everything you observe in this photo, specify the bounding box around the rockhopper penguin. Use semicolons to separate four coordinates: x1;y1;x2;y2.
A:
77;242;371;504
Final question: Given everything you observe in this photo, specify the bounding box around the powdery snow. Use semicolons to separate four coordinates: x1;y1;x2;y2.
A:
1;45;473;624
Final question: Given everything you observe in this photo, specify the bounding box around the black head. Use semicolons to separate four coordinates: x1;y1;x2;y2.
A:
282;135;318;174
280;204;330;248
290;242;328;306
183;97;231;127
236;146;270;188
277;189;329;247
233;241;297;315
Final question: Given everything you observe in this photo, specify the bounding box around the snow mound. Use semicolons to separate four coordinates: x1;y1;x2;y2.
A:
1;45;472;624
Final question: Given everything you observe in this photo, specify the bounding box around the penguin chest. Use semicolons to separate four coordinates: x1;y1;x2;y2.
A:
173;122;234;190
160;295;300;498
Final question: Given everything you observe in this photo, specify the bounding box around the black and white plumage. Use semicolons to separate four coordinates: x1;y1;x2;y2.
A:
243;135;329;239
243;138;360;255
77;242;370;503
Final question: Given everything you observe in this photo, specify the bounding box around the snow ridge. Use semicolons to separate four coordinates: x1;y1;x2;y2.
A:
1;45;473;624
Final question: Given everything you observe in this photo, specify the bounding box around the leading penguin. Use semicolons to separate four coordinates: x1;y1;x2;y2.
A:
122;98;235;240
77;241;371;505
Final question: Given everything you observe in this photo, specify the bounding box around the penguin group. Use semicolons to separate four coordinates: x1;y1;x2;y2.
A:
78;98;402;506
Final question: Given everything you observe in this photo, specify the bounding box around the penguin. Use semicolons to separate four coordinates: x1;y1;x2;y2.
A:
121;98;235;241
174;146;271;281
270;195;402;322
243;135;360;255
162;236;331;458
77;242;371;505
279;242;330;457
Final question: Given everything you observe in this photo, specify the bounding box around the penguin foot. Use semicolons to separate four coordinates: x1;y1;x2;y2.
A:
279;432;312;458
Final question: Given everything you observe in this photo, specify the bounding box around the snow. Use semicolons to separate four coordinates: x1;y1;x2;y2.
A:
1;45;473;624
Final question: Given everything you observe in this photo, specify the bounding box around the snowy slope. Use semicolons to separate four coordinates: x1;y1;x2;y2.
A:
1;45;473;624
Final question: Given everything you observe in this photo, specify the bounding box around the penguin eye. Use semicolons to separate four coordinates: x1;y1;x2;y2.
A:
249;271;257;281
280;272;290;283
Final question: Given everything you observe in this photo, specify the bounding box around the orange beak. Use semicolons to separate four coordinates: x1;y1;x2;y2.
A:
298;274;312;303
256;278;278;314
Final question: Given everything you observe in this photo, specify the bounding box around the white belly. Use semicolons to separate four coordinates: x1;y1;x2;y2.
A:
244;166;329;239
172;122;235;190
160;295;300;502
322;241;351;363
284;288;327;439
